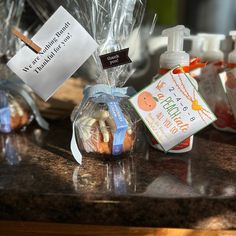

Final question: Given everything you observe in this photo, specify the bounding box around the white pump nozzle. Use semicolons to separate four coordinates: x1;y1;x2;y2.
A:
188;35;204;58
160;25;190;69
229;31;236;40
228;31;236;64
162;25;190;52
198;33;225;62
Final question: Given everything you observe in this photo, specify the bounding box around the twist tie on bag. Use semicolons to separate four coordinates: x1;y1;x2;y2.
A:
0;80;49;130
71;84;136;164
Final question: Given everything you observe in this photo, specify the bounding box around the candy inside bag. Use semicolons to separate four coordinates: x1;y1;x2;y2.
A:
0;89;32;133
0;79;49;133
72;85;144;157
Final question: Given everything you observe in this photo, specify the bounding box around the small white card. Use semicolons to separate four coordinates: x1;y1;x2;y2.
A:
198;63;219;111
130;68;216;151
7;6;98;101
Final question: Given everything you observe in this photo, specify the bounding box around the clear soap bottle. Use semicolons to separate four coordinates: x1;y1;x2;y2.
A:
150;25;198;153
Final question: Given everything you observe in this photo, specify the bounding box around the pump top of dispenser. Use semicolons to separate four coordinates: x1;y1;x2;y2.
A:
160;25;190;69
229;31;236;40
188;35;204;58
198;33;225;62
228;31;236;64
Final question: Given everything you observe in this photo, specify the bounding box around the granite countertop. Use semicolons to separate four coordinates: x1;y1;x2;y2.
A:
0;119;236;230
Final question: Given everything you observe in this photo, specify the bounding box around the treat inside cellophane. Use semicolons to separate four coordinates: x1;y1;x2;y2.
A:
0;78;49;133
72;95;143;156
0;86;33;133
70;0;146;157
66;0;146;86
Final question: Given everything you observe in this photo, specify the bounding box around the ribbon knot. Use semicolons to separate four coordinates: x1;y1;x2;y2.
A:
77;84;135;115
83;84;135;99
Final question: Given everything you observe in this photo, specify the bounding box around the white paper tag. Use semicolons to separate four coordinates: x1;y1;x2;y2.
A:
219;68;236;119
190;67;202;78
7;6;98;101
198;63;218;111
129;67;216;151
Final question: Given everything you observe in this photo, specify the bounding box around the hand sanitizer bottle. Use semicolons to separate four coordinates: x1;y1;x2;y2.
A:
189;35;204;59
228;31;236;68
215;31;236;132
197;33;225;111
199;33;225;62
159;25;190;74
150;25;197;153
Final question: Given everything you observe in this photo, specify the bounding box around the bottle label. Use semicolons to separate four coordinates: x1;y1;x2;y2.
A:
153;63;199;152
107;101;128;155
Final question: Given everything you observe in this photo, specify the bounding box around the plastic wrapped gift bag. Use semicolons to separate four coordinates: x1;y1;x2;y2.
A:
0;79;49;133
70;0;147;163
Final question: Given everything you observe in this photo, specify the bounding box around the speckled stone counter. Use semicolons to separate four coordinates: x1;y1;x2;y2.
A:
0;119;236;230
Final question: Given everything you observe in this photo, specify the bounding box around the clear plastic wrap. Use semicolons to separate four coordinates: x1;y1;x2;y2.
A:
0;88;32;133
214;67;236;132
0;78;49;133
65;0;145;86
0;0;25;59
71;86;142;156
70;0;146;162
0;0;49;133
0;133;28;165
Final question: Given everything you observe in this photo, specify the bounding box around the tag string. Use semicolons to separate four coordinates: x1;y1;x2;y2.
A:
160;58;206;75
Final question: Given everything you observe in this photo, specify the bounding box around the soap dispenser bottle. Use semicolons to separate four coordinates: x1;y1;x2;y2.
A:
214;31;236;132
159;25;190;75
198;33;236;132
228;31;236;68
150;25;197;153
197;33;225;112
189;35;204;59
199;33;225;63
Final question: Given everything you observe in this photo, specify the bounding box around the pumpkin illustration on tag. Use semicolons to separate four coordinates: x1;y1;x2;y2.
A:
137;91;157;111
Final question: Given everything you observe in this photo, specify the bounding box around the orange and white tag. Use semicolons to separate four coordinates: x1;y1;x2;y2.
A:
129;67;216;151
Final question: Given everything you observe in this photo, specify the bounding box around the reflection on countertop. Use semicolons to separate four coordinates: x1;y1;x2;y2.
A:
0;120;236;229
